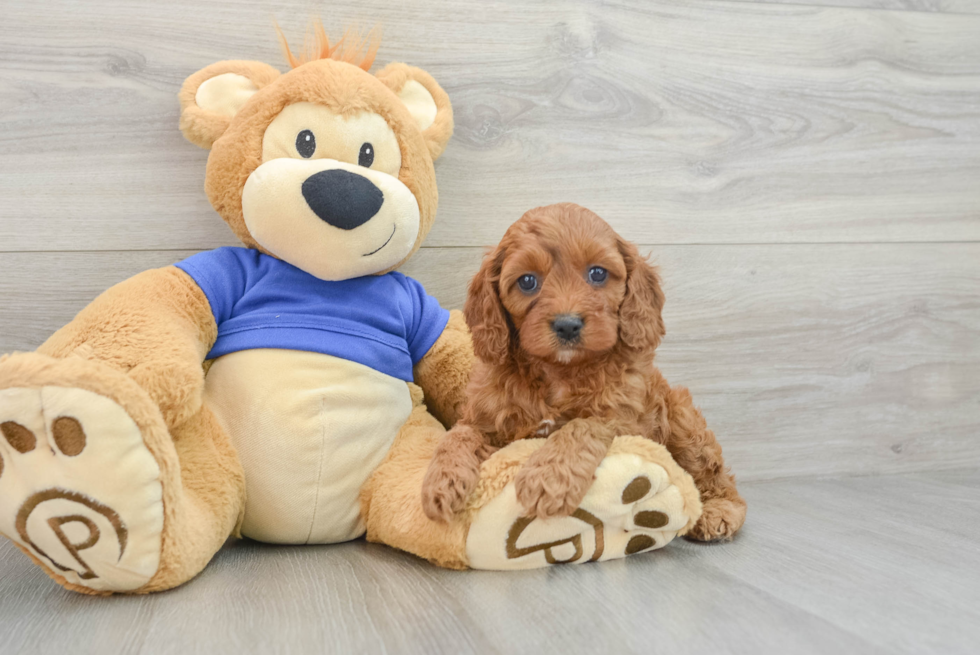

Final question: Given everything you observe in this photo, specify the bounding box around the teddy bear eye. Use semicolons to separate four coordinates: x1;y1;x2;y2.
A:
517;274;539;294
296;130;316;158
358;142;375;168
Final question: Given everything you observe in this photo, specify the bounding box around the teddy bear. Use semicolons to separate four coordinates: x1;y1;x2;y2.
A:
0;25;703;594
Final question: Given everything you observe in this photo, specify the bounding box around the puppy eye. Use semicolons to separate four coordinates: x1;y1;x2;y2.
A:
296;130;316;158
358;142;375;168
588;266;608;285
517;274;539;294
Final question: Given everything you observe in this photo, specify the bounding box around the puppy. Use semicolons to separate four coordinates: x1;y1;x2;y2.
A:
421;203;746;541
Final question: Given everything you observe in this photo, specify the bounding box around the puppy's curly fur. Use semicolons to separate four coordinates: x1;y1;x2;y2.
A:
422;203;746;541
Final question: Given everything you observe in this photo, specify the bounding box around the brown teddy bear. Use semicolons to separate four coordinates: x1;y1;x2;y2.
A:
0;25;702;594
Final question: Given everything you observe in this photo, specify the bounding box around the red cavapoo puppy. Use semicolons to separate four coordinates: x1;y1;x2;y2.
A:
421;203;746;541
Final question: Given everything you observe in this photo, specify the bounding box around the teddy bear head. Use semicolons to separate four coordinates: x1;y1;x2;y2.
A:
178;26;453;281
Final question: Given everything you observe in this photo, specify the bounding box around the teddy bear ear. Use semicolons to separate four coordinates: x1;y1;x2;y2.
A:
376;63;454;161
178;60;282;149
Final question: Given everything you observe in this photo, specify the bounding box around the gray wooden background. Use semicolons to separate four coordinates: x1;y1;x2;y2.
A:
1;0;976;483
1;1;979;653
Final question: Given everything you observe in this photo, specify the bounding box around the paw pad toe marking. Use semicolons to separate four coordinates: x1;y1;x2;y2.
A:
621;476;651;504
625;534;656;554
634;510;670;529
52;416;86;456
1;421;37;453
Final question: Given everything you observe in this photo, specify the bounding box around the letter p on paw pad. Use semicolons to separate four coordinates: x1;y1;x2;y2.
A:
0;386;165;592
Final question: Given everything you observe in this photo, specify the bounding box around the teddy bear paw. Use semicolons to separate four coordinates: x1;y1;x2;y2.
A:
0;386;164;592
464;437;702;570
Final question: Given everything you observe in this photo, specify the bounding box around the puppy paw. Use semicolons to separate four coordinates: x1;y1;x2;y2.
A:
685;497;746;542
514;458;593;520
475;441;500;461
421;458;479;523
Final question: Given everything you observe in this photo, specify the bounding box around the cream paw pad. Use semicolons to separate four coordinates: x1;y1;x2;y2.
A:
0;386;164;592
464;436;702;570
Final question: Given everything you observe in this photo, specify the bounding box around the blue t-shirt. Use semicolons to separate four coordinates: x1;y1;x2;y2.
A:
175;247;450;382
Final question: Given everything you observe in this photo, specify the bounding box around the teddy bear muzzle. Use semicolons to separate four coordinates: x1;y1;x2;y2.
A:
241;157;421;281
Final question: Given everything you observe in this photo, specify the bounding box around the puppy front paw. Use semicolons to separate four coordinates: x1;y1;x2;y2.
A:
514;458;593;520
686;497;747;542
421;457;479;523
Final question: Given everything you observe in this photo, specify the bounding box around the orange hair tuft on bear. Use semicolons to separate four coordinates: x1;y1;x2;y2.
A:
274;20;381;71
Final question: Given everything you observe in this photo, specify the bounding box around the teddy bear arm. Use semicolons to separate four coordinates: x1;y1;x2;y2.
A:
412;310;474;429
36;266;218;429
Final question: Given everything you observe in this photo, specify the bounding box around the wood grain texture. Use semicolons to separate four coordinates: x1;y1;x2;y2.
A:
1;0;978;650
0;0;979;251
0;469;977;654
1;243;976;481
730;0;980;15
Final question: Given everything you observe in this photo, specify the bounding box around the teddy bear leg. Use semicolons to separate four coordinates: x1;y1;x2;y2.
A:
0;352;244;595
148;400;245;592
361;402;470;569
362;400;704;571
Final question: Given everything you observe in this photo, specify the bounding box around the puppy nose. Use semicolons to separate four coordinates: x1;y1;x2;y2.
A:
301;169;384;230
551;314;584;342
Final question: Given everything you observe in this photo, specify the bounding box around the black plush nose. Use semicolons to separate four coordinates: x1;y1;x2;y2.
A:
551;314;584;342
301;169;384;230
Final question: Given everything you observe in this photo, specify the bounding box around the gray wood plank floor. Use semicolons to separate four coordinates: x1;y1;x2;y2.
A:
1;469;977;655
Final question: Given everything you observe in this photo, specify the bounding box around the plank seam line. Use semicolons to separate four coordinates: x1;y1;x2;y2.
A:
1;241;979;255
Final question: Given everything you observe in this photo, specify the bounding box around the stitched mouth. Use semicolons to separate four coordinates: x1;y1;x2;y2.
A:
363;225;396;257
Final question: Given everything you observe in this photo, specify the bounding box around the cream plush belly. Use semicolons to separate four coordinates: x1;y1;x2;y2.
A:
203;349;413;544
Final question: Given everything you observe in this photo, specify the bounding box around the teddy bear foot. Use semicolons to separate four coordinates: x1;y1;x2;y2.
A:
0;354;167;593
464;436;703;570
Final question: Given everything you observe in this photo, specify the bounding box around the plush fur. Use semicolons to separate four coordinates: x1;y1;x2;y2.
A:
412;311;474;428
185;57;451;272
361;391;472;570
421;203;746;540
275;24;382;71
0;349;245;595
178;60;282;150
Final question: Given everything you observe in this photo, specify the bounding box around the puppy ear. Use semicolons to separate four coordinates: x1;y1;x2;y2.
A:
178;60;281;149
618;240;666;353
464;247;512;365
376;63;454;160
